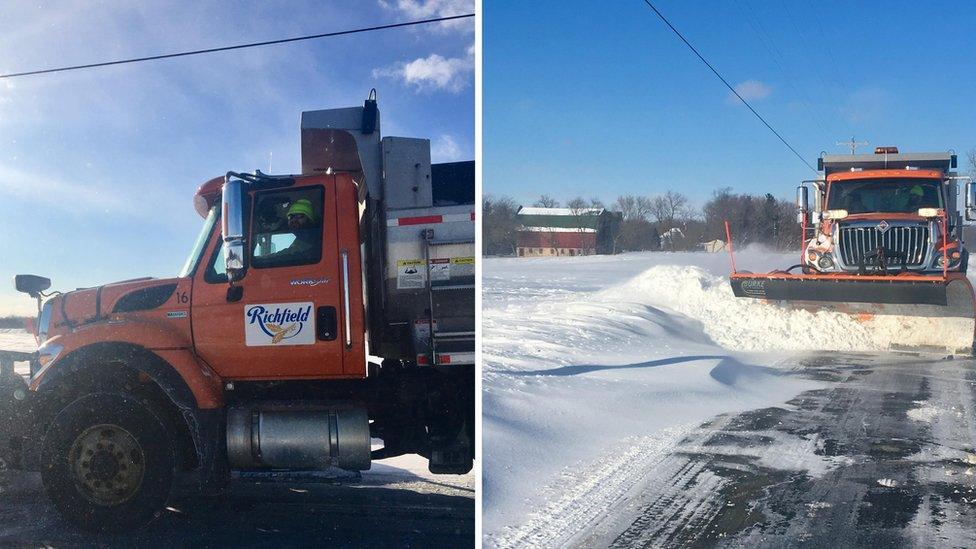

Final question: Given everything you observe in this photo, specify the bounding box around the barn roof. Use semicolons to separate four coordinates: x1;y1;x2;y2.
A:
517;206;607;230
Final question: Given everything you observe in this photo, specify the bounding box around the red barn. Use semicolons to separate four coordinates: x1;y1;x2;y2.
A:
515;207;619;257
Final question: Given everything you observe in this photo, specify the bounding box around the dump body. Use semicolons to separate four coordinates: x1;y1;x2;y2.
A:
300;107;475;366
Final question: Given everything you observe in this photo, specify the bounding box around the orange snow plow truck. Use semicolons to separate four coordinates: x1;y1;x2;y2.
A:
730;148;976;355
0;93;474;531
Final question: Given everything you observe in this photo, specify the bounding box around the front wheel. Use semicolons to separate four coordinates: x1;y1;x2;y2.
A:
41;393;175;532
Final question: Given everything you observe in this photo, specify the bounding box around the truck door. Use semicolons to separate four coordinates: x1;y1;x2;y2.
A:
190;176;352;379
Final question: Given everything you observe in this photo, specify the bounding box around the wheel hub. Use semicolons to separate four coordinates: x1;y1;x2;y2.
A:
69;424;145;506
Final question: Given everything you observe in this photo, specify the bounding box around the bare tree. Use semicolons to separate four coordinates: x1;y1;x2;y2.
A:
533;194;559;208
702;188;799;250
482;194;521;256
612;195;657;251
650;191;689;229
613;195;653;221
567;196;597;255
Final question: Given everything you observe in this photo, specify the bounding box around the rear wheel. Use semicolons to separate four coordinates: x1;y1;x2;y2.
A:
41;393;175;532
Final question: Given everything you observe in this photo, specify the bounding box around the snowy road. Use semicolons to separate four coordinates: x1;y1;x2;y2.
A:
583;353;976;548
483;251;976;547
0;469;474;547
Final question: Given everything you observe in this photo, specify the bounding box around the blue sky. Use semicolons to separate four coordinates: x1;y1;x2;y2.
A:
0;0;473;315
485;0;976;208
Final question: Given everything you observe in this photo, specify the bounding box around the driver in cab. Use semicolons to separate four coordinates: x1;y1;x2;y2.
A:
267;198;321;262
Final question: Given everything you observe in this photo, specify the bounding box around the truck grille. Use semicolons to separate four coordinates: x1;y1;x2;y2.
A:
837;225;929;268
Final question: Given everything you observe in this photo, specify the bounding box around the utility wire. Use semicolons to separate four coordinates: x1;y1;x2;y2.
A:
0;13;474;79
734;0;830;140
640;0;817;173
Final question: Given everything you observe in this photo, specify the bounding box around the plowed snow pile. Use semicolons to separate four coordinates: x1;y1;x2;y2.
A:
482;249;890;547
605;264;888;352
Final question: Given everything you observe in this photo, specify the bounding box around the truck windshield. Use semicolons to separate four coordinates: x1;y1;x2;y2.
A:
826;178;943;214
178;206;218;277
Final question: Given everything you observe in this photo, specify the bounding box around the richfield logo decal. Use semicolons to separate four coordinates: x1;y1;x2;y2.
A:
244;302;315;346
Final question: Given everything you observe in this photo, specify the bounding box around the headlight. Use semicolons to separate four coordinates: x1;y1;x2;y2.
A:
817;254;834;270
934;253;961;270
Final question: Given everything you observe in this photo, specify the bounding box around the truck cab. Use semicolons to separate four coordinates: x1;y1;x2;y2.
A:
798;149;969;275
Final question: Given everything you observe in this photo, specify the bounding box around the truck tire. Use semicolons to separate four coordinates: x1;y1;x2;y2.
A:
40;393;175;532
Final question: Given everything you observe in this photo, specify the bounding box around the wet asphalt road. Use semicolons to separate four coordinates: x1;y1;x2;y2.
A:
583;354;976;548
0;469;474;547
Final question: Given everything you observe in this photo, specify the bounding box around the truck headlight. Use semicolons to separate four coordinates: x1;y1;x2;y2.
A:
817;254;834;270
934;253;961;270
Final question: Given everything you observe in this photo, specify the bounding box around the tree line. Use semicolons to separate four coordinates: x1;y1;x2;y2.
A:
483;189;800;256
0;316;29;330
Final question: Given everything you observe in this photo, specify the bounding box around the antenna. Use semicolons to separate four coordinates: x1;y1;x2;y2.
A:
268;151;273;173
836;136;868;155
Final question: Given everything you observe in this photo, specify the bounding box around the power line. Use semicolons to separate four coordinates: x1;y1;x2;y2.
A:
0;14;475;80
639;0;817;173
733;0;831;140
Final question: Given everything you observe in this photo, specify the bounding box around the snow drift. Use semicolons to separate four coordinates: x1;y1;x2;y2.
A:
482;251;848;545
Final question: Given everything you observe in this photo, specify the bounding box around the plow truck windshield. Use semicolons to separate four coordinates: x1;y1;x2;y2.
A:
179;206;218;278
827;178;942;214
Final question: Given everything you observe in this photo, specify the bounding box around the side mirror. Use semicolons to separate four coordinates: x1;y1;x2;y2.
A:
221;178;247;281
966;181;976;221
14;274;51;298
796;185;809;223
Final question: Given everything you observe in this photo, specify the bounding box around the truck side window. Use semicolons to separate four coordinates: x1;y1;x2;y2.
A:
251;187;324;269
204;243;228;283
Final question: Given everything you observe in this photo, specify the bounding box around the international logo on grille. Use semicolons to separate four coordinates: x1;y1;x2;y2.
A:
877;220;890;233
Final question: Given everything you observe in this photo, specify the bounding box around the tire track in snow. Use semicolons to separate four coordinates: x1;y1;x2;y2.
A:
485;426;692;549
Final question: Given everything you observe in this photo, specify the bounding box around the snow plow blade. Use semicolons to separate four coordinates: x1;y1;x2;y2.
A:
730;273;976;356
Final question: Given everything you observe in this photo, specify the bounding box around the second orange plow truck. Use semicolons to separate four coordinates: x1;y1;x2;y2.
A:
0;91;475;531
730;147;976;355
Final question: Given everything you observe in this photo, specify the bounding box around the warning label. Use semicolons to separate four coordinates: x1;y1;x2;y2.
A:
430;258;451;282
396;256;477;289
396;259;426;289
450;256;475;278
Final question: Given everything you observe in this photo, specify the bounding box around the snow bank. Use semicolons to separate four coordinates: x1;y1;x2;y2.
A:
605;264;889;352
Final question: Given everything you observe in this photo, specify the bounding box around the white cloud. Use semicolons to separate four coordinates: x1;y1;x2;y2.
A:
431;134;462;162
374;52;474;93
727;79;772;104
379;0;474;32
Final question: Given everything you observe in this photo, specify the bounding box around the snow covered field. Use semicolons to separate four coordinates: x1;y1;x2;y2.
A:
482;249;909;546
